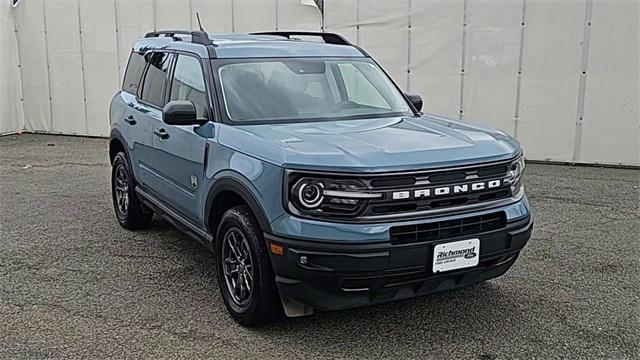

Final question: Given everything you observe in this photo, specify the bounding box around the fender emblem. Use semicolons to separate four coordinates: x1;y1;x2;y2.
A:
190;175;198;190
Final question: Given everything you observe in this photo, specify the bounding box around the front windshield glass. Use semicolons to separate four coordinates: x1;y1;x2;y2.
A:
217;58;412;122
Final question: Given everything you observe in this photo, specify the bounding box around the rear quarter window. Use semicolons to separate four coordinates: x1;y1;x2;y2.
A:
122;52;146;94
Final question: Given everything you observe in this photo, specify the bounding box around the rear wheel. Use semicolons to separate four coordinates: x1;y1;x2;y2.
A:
111;152;152;230
216;205;281;326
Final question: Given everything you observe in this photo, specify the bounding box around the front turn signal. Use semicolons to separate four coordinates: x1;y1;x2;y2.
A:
269;242;284;256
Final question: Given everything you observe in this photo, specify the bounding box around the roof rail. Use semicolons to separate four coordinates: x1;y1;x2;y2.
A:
144;30;213;45
250;31;353;46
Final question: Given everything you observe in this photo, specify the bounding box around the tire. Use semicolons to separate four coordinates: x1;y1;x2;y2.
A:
216;205;281;326
111;152;152;230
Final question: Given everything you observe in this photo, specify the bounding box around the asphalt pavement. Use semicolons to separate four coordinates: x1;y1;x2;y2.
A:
0;134;638;359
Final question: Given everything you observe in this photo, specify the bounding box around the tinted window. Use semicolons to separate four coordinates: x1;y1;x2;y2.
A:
141;52;171;107
122;52;146;94
170;55;208;119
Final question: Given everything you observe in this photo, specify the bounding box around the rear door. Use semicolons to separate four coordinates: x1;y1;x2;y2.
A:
147;53;210;222
131;51;174;193
119;51;154;186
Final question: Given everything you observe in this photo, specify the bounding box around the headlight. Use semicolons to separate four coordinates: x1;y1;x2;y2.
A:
287;173;381;218
296;181;324;209
506;155;525;193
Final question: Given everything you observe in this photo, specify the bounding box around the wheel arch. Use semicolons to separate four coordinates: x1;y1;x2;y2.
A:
205;177;272;239
109;129;128;165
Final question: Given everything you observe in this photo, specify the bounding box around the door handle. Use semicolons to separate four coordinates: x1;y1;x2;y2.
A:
153;128;170;140
124;115;137;125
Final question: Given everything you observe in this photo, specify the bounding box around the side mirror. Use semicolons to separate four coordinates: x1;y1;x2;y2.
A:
162;100;201;126
405;93;423;112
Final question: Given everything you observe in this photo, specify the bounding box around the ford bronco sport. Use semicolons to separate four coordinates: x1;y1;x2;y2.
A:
109;30;533;326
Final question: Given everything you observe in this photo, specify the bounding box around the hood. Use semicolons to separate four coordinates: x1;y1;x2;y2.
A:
217;114;521;173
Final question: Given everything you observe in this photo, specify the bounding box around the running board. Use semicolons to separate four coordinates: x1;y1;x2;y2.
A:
136;187;214;250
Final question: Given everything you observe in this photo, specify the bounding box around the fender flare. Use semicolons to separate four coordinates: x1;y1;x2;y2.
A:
204;177;272;236
109;128;129;164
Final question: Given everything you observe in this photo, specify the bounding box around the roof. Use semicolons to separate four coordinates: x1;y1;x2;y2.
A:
132;32;366;59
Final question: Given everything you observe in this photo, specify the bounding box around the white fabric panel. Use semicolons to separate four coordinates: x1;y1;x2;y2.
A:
0;4;23;135
115;0;154;77
155;0;192;30
580;0;639;166
12;0;49;133
357;0;410;90
324;0;358;42
277;0;321;30
4;0;638;165
233;0;277;32
80;0;120;137
462;0;521;135
409;0;464;119
44;0;86;135
517;0;586;162
191;0;233;33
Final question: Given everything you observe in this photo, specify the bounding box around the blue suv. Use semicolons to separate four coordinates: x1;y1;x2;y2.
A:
109;30;532;326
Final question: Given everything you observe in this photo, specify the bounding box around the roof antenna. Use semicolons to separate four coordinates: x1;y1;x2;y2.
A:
196;12;205;32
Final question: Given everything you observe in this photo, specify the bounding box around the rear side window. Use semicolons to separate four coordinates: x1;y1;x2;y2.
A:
122;52;146;94
140;52;171;107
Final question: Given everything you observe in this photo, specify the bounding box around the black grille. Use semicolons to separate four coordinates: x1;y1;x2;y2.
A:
360;161;513;217
286;157;519;222
389;212;507;245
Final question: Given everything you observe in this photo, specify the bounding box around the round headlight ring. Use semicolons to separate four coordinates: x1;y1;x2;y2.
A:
298;182;324;209
510;156;525;177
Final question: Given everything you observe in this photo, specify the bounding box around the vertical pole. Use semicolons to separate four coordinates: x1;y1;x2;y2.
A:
114;0;122;77
77;0;89;134
11;6;26;131
407;0;412;92
513;0;526;138
459;0;468;120
42;0;54;131
231;0;235;32
189;0;194;30
320;0;325;32
152;0;157;31
573;0;593;162
355;0;360;45
275;0;279;30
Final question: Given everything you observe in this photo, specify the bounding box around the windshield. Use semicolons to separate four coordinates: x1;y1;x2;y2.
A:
217;58;412;122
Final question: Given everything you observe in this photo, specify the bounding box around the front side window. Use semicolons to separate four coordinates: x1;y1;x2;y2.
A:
140;52;171;107
169;55;208;120
217;58;411;123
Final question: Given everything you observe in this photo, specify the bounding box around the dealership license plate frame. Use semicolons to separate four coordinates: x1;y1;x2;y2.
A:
432;238;480;273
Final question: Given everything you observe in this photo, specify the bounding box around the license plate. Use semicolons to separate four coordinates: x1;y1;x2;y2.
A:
432;238;480;273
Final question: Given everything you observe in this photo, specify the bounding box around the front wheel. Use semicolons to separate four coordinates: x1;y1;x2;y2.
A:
216;205;281;326
111;152;152;230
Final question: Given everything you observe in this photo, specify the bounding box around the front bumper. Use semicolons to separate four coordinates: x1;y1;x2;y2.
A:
265;215;533;313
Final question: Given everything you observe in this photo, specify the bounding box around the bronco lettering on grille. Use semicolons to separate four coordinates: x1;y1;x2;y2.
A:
391;179;502;200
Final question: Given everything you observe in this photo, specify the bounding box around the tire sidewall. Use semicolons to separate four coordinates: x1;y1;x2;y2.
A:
215;209;265;321
111;152;135;226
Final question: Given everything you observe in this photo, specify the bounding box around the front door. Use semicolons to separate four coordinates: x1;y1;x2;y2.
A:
147;54;210;223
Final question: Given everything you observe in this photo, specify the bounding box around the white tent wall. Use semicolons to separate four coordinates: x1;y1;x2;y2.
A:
10;0;320;139
516;0;586;162
324;0;639;166
4;0;639;166
579;0;639;165
0;3;23;135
